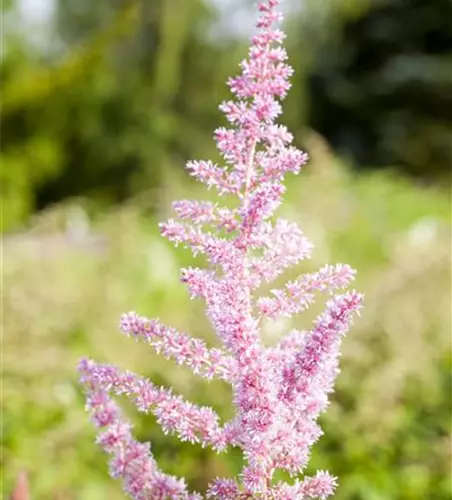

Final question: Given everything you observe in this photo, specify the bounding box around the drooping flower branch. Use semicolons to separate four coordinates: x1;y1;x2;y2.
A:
79;1;363;498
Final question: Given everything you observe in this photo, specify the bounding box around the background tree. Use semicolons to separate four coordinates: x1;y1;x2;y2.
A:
2;0;236;231
304;0;452;181
2;0;450;232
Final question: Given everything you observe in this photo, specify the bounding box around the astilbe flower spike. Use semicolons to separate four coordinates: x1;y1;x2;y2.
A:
78;1;363;498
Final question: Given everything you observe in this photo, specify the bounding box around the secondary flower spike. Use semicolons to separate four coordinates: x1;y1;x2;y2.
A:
79;0;363;498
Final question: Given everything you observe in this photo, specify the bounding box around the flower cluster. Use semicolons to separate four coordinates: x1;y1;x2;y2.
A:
79;1;363;498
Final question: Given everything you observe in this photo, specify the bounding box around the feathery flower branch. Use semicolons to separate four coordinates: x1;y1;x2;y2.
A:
79;1;363;498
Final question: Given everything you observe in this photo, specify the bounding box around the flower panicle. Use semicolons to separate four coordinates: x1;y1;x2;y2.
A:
79;1;362;498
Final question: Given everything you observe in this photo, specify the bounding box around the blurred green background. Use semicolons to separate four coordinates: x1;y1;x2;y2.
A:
2;0;451;498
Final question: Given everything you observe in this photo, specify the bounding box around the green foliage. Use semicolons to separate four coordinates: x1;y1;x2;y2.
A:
3;0;450;233
303;0;452;180
3;148;450;498
1;0;238;231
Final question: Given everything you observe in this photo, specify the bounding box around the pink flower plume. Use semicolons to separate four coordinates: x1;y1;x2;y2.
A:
79;1;362;498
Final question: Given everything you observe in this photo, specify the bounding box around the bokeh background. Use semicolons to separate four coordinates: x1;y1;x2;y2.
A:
2;0;451;498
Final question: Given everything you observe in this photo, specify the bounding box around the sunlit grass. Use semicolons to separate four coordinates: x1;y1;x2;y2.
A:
3;143;450;499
